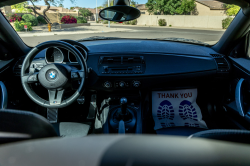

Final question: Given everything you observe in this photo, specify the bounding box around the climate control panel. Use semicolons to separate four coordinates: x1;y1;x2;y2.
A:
103;80;141;89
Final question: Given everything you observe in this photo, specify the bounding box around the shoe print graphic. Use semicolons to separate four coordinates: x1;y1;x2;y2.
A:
157;100;174;120
179;100;198;121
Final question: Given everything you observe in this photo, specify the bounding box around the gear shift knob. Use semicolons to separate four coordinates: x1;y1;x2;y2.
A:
120;97;127;114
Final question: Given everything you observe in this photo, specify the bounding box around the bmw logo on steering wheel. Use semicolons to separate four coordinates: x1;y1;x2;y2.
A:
46;69;58;81
49;71;56;79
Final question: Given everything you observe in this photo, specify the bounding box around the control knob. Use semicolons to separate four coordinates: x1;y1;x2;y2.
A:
133;81;141;88
104;81;112;88
119;81;126;88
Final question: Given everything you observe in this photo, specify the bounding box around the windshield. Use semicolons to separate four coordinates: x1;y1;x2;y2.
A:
0;0;240;47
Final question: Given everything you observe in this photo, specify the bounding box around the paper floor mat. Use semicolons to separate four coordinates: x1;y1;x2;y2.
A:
152;89;207;130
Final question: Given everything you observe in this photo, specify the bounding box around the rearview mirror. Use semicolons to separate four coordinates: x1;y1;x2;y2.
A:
99;1;141;22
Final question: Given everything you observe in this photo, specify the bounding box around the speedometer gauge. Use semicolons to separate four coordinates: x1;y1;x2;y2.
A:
45;47;64;63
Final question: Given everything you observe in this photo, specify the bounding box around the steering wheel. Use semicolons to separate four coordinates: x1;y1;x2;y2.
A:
21;41;87;108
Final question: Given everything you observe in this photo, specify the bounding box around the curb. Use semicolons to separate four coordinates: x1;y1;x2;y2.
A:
18;28;131;37
91;23;226;32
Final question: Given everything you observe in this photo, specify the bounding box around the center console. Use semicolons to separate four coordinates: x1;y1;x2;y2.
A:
99;95;142;134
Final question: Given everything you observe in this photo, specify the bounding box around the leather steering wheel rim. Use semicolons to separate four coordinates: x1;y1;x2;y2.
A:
21;40;87;109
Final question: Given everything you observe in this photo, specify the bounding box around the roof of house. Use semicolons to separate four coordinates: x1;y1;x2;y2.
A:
136;4;146;10
196;0;226;10
86;8;100;14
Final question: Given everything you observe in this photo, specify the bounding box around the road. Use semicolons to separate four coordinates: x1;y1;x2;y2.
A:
20;25;225;47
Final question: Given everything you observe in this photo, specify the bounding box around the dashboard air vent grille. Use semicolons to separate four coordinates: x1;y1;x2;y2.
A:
123;56;141;63
101;57;122;64
214;57;229;72
99;56;145;64
210;54;224;58
13;57;25;76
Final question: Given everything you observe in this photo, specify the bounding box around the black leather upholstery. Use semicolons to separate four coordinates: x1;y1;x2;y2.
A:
189;129;250;144
156;127;207;136
0;109;57;140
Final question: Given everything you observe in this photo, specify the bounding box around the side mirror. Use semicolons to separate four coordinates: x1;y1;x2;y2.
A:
99;0;141;22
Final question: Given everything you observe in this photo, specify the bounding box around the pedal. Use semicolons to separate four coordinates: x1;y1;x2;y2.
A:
47;108;58;123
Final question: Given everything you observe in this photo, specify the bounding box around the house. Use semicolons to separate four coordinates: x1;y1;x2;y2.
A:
136;4;149;15
73;7;81;12
136;0;226;16
0;6;12;15
87;8;101;21
193;0;226;16
27;5;74;13
71;7;101;21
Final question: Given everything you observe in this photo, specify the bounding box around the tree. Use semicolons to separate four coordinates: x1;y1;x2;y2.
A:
103;0;137;7
224;4;240;16
25;0;76;24
70;7;75;10
103;0;114;7
79;8;92;18
11;2;32;13
176;0;196;15
58;3;64;7
146;0;196;15
130;0;137;7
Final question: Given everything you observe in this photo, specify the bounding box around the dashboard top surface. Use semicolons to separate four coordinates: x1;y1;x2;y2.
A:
34;39;218;59
79;39;217;56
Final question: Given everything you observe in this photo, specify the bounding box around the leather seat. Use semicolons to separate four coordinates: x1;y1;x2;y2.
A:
0;109;90;144
189;129;250;144
156;127;207;136
0;109;58;143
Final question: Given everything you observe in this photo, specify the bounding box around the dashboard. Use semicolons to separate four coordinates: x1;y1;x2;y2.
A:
17;39;230;91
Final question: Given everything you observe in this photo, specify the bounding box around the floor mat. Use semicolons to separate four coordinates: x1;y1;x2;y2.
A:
152;89;207;130
59;122;90;138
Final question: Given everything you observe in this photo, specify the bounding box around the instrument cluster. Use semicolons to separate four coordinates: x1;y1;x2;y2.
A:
45;46;87;64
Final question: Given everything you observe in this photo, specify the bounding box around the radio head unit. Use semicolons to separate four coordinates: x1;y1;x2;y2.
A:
98;56;146;75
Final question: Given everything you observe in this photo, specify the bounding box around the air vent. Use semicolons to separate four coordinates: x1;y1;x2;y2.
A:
210;54;224;58
214;57;229;72
123;56;141;63
100;56;121;64
99;56;145;64
13;57;25;76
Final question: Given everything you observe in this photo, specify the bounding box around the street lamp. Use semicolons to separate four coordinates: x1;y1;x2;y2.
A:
108;0;110;28
96;0;98;22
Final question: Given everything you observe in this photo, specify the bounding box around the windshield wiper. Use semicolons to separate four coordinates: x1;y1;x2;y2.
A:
77;36;120;42
156;38;209;46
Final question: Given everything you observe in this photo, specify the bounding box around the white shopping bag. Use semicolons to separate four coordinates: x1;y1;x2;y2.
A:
152;89;207;130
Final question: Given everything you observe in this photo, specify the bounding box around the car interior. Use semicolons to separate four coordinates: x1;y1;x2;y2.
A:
1;0;250;165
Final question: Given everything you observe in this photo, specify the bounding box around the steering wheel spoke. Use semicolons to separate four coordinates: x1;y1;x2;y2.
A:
71;70;84;81
27;72;39;83
48;89;65;105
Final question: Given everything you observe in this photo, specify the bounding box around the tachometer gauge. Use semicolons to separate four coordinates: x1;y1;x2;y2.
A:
45;47;64;63
68;46;87;63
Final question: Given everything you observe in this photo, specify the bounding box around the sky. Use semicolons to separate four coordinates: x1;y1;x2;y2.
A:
31;0;148;9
